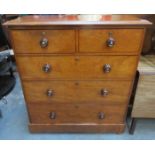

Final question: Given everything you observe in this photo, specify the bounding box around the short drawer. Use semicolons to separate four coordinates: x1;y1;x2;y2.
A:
28;103;126;124
79;29;144;54
11;30;76;53
16;55;138;80
23;80;132;103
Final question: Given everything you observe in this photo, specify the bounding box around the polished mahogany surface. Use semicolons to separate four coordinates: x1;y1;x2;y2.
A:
4;15;151;133
4;14;151;26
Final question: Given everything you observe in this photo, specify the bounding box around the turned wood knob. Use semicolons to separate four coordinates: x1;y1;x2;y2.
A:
103;64;111;73
46;89;54;97
101;89;109;96
106;37;115;47
40;38;48;48
42;64;51;73
106;32;115;48
49;112;56;119
98;112;105;119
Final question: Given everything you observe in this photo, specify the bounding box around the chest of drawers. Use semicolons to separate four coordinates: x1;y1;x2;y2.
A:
4;15;151;133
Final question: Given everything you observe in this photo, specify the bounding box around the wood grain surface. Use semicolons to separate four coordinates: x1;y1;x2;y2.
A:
138;55;155;74
11;29;76;53
132;75;155;118
27;103;126;124
3;15;152;27
132;55;155;118
29;123;125;133
79;29;144;53
16;55;138;80
22;80;132;103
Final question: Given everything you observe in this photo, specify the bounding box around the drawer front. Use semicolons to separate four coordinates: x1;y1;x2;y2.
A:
23;80;132;103
28;103;126;124
16;55;138;80
11;30;76;53
79;29;144;53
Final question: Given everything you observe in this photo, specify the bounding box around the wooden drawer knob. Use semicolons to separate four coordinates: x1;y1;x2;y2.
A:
98;112;105;119
106;32;115;47
46;89;54;97
42;64;51;73
49;112;56;119
40;38;48;48
106;37;115;47
101;89;108;96
103;64;111;73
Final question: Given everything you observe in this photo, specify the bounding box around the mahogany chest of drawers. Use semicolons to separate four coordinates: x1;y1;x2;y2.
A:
4;15;151;133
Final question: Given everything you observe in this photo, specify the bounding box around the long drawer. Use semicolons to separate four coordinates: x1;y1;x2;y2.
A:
23;80;132;104
10;30;76;53
16;55;138;80
79;29;144;54
28;103;126;124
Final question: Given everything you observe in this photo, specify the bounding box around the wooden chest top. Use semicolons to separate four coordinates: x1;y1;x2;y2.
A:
4;15;151;27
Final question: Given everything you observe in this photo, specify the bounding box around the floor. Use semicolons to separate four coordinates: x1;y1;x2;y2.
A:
0;73;155;140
